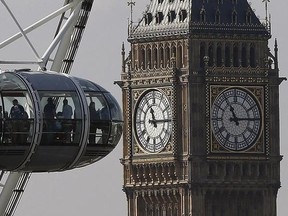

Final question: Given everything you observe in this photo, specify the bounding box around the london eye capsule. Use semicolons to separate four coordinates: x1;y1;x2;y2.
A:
0;70;123;172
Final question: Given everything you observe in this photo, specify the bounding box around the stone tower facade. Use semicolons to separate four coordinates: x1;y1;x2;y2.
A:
120;0;283;215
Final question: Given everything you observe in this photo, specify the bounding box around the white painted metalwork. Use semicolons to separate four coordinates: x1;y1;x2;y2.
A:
0;0;95;215
0;0;91;73
0;172;30;216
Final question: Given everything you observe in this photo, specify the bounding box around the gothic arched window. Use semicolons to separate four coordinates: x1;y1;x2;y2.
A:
179;9;187;22
145;13;153;25
177;45;183;68
200;43;205;68
159;46;164;67
156;12;164;24
208;45;214;67
165;46;171;67
147;47;152;69
168;11;176;23
141;48;146;70
200;9;206;23
153;47;158;68
246;11;252;25
233;45;239;67
241;46;247;67
216;45;222;67
172;45;177;64
225;46;231;67
232;11;237;24
250;46;256;68
215;10;221;24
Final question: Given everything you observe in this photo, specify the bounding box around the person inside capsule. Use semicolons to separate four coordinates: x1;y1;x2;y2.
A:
0;106;2;143
43;97;56;145
0;96;30;146
0;71;123;171
62;98;73;143
99;101;110;144
88;101;98;144
87;94;112;145
9;99;28;145
40;93;82;145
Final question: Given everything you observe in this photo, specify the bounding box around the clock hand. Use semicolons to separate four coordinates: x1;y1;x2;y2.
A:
149;119;171;124
149;108;157;128
150;108;155;119
229;106;239;126
235;117;260;121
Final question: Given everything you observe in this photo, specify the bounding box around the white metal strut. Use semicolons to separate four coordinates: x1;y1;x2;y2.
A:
0;0;94;215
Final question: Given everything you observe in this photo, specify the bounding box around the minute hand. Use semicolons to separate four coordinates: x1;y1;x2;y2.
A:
149;119;171;124
233;117;260;121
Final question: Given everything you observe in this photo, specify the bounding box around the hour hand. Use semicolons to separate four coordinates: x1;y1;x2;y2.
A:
236;117;260;121
150;108;156;119
150;119;171;123
229;106;239;126
149;108;157;127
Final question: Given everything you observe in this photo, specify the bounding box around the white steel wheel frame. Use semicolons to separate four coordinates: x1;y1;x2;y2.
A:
0;0;94;215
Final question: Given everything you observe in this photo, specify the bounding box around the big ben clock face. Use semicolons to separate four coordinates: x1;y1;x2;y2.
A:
211;87;262;152
134;89;172;153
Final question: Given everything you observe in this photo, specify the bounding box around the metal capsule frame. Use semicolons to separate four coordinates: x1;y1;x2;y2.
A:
0;70;123;172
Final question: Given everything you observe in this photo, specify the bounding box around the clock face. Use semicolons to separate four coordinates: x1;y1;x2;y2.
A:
211;88;262;151
134;89;172;153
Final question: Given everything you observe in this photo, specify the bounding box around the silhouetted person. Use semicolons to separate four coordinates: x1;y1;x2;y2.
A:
89;102;99;144
62;99;73;143
0;106;2;143
10;99;24;119
62;99;73;119
99;104;110;144
10;99;25;144
44;97;56;120
43;97;56;144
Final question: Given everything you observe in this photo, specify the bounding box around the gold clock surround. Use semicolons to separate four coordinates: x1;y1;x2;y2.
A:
133;88;173;154
209;85;266;154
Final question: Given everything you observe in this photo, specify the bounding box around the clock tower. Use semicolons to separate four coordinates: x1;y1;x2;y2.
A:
120;0;284;215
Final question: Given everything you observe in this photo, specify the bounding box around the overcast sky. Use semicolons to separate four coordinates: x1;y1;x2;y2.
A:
0;0;287;215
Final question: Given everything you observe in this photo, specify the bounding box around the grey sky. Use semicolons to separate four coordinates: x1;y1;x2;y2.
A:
0;1;287;215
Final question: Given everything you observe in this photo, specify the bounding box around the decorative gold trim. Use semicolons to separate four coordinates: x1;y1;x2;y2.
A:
206;156;269;160
205;76;268;84
208;85;266;154
132;88;174;155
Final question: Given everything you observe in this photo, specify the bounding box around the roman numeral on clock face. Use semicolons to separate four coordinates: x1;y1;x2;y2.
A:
134;89;172;153
211;87;262;151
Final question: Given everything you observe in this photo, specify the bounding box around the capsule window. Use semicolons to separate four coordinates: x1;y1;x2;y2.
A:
38;92;82;146
0;91;34;146
86;94;110;145
104;93;123;145
0;71;124;172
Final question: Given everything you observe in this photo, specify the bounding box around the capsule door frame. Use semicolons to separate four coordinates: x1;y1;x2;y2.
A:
12;73;42;171
64;76;89;169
